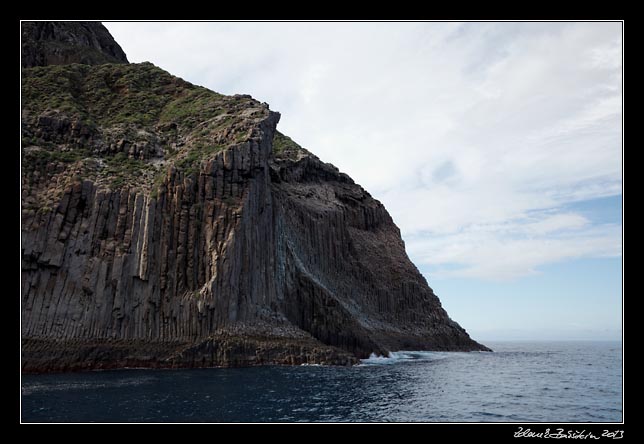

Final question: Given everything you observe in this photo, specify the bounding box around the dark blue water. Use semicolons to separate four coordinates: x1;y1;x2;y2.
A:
21;341;622;423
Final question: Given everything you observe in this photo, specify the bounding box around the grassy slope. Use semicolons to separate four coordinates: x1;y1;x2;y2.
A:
21;62;268;198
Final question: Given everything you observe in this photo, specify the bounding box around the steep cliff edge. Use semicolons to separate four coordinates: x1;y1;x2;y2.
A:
270;137;487;356
21;22;488;373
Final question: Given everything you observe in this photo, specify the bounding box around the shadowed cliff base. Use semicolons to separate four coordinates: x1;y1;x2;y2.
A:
21;22;489;373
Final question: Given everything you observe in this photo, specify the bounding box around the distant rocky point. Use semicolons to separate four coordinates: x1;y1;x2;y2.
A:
21;21;489;373
21;21;128;68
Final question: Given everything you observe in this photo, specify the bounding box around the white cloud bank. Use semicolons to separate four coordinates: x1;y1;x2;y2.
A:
106;21;622;280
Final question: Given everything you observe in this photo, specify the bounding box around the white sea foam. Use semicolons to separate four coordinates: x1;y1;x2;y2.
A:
359;350;451;365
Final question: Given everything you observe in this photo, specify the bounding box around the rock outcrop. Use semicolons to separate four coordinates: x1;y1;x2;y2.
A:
21;22;489;373
22;21;128;68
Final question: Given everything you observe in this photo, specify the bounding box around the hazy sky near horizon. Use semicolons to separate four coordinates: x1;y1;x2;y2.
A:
105;21;622;341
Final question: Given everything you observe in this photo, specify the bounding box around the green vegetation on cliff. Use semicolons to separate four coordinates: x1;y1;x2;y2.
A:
21;62;270;199
272;130;309;160
23;62;205;127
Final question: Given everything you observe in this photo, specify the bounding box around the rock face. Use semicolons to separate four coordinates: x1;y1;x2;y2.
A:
21;21;128;68
21;22;489;373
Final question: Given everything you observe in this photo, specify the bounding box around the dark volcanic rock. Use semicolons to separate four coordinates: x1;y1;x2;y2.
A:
269;137;488;357
22;21;128;68
21;23;489;373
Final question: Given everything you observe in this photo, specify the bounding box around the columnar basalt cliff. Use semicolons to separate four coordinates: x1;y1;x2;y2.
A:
21;22;489;373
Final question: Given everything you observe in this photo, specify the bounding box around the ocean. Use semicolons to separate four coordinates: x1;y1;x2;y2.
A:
21;341;622;423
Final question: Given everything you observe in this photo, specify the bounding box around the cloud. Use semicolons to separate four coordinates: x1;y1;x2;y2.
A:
105;22;622;281
406;221;621;281
523;213;589;235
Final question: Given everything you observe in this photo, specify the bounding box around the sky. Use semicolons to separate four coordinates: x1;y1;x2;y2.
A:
105;21;623;342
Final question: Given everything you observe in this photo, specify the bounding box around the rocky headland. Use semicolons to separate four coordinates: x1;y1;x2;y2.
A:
21;21;489;373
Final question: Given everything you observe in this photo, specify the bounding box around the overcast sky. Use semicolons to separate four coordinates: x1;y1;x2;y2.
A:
105;21;622;341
